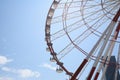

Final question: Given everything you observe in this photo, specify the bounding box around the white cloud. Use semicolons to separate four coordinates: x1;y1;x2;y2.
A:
0;56;13;65
1;67;40;79
0;77;13;80
42;63;56;71
1;67;11;72
17;69;40;78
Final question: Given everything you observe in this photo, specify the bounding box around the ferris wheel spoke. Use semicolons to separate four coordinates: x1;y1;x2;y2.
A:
82;13;106;25
51;6;102;24
101;0;120;17
103;0;119;4
60;15;108;60
57;27;95;59
51;20;83;41
52;5;103;24
74;16;108;43
81;4;119;30
81;10;105;21
51;9;108;41
77;16;108;42
82;2;117;18
57;0;87;9
83;1;118;15
102;2;119;12
50;2;101;24
57;18;107;60
51;10;81;24
57;42;74;60
51;15;101;41
51;2;112;24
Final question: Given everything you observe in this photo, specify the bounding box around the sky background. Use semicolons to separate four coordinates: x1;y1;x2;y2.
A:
0;0;119;80
0;0;66;80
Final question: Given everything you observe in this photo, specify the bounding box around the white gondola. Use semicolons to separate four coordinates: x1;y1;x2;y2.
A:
48;8;54;17
46;17;52;25
50;57;56;62
46;47;50;52
51;0;59;9
56;66;63;73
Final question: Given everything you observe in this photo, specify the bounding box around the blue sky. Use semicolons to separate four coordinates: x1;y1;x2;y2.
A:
0;0;66;80
1;0;119;80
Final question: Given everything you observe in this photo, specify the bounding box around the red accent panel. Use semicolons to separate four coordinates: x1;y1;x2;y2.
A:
113;9;120;22
87;67;96;80
70;59;88;80
94;72;99;80
116;22;120;32
113;8;120;22
115;22;120;39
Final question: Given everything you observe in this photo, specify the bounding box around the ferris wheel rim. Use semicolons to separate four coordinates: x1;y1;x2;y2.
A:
45;0;120;78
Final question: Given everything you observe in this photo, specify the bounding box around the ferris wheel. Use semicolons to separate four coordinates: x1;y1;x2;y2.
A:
45;0;120;80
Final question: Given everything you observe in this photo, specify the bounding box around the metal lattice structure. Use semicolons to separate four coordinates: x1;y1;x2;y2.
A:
45;0;120;80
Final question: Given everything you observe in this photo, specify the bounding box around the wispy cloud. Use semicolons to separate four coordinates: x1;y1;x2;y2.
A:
0;56;13;65
42;63;56;71
1;67;11;72
1;67;41;78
